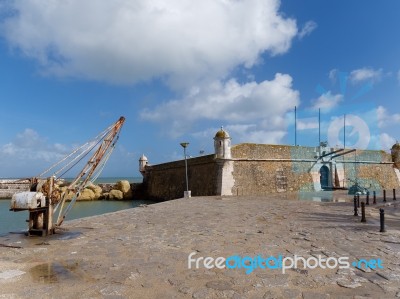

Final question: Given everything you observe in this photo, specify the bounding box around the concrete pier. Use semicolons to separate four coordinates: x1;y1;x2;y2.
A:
0;194;400;298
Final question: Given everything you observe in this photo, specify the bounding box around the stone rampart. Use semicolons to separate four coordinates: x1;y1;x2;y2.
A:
141;144;400;200
143;154;219;201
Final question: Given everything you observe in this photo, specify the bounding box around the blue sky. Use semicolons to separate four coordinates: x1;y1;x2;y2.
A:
1;0;400;178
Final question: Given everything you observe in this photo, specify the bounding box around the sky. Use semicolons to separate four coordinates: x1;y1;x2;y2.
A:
1;0;400;178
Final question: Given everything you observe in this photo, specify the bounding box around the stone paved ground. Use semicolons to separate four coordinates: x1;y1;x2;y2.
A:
0;193;400;298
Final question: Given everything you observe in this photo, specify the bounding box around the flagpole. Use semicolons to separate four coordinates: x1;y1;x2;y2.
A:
295;106;297;146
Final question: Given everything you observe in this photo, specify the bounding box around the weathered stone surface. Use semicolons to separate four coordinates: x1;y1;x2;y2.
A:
77;188;96;200
85;182;103;199
1;194;400;298
108;189;124;200
115;180;131;194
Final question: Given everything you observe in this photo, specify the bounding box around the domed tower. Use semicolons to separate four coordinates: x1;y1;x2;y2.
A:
214;127;231;159
391;142;400;168
139;154;148;176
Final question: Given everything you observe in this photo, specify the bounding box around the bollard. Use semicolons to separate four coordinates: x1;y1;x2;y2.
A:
373;191;376;204
366;191;370;205
383;189;386;202
379;208;386;232
394;189;396;201
357;194;360;208
361;202;366;222
353;196;358;216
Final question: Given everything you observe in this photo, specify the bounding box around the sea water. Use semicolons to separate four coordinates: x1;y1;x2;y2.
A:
0;177;149;236
0;199;152;236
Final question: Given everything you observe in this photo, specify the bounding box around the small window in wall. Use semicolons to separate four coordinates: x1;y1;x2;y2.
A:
275;168;287;192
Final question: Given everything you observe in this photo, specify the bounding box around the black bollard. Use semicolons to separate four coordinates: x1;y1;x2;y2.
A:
393;189;396;201
383;189;386;202
357;194;360;208
361;202;366;222
379;208;386;232
366;191;370;205
354;196;358;216
373;191;376;204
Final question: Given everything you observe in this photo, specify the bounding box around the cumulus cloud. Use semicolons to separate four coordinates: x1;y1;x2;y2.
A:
376;105;400;128
297;117;318;130
349;67;382;84
380;133;396;151
0;0;297;88
0;129;72;177
311;91;343;112
141;73;300;137
298;21;317;39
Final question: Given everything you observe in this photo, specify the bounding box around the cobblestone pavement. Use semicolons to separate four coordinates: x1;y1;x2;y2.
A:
0;193;399;298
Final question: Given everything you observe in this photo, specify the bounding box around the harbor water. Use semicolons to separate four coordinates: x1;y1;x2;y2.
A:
0;198;152;236
0;177;148;236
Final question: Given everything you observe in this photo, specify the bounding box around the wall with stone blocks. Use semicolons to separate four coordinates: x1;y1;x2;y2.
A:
0;180;30;199
142;144;400;201
143;155;219;201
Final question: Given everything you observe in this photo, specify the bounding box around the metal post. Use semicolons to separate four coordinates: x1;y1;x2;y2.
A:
318;108;321;147
361;202;366;222
357;194;360;208
47;176;54;235
393;189;396;201
343;114;346;149
295;106;297;146
379;208;386;232
180;142;190;198
366;191;369;205
373;191;376;204
353;196;358;216
383;189;386;202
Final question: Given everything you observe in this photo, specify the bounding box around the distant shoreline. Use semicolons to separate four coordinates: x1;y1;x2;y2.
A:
0;176;143;184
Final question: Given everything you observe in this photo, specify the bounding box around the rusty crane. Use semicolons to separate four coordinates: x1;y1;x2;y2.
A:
10;116;125;236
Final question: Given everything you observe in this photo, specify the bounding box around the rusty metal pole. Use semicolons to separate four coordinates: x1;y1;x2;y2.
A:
361;202;366;222
383;189;386;202
354;196;358;216
373;191;376;204
379;208;386;232
366;191;369;205
47;176;54;235
393;189;396;201
357;194;360;208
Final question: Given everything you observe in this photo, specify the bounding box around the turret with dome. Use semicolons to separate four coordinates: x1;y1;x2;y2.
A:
214;127;231;159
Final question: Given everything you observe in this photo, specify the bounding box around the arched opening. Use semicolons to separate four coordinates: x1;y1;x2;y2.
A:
319;165;330;189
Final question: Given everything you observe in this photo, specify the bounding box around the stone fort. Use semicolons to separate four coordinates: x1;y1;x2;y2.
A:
139;128;400;201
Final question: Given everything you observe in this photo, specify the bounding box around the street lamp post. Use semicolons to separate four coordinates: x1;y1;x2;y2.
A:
180;142;191;198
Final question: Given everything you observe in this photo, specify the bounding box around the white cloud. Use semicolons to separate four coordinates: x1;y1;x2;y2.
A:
298;21;317;39
0;0;298;87
311;91;343;112
297;117;318;130
193;124;286;145
376;105;400;128
349;67;382;84
328;69;338;82
0;129;71;177
141;73;300;137
380;133;396;151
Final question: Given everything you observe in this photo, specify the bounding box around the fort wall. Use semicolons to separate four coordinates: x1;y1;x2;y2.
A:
143;155;219;201
141;143;400;201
